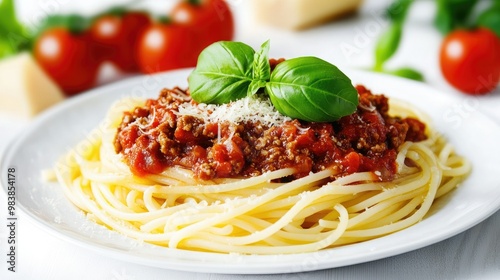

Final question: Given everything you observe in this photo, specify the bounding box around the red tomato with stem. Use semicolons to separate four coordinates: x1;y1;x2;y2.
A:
34;28;100;96
171;0;234;47
136;24;197;73
89;12;151;72
440;27;500;94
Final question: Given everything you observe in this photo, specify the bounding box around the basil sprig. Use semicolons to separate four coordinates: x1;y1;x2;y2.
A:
249;40;271;96
372;0;424;81
188;40;359;122
188;41;254;104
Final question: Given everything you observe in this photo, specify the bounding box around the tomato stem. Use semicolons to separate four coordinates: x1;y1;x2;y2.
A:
188;0;202;6
157;16;172;24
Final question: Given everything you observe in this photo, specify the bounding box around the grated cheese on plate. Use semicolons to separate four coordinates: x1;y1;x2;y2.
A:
176;95;292;126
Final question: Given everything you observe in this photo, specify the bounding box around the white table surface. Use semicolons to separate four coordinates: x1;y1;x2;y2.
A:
1;0;500;279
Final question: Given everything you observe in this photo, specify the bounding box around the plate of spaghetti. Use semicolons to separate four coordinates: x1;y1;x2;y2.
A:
2;42;500;274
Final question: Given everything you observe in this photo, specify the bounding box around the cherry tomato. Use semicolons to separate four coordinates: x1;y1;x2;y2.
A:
89;12;151;72
440;28;500;94
34;28;100;96
171;0;234;46
137;24;196;73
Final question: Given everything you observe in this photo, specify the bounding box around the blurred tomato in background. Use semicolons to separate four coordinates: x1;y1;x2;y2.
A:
89;11;151;73
171;0;234;47
137;0;234;74
137;23;197;73
34;28;100;96
439;28;500;95
1;0;499;120
1;0;235;97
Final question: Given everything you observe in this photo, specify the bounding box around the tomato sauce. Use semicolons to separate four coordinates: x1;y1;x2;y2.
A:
114;86;426;181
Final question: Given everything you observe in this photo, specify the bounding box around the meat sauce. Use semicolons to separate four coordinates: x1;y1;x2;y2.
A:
114;86;426;181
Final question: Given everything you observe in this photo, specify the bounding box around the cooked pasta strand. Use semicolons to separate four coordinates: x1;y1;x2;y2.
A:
50;99;471;255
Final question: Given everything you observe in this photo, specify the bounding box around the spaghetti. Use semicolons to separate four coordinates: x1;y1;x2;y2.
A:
52;87;470;255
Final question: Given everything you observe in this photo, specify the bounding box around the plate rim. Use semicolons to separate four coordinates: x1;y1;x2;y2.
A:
2;68;500;274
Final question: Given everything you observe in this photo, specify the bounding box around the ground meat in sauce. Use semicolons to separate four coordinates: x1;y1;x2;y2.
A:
114;85;427;181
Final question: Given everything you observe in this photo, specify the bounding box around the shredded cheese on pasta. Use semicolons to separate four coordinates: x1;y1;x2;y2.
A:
176;95;291;126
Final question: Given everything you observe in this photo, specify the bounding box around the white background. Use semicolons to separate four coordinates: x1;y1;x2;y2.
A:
1;0;500;279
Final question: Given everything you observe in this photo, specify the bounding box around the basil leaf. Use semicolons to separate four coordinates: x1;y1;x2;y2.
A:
374;23;402;71
266;57;358;122
477;6;500;37
249;40;271;95
389;67;424;81
386;0;414;24
0;0;32;58
248;80;267;97
189;40;360;123
189;41;255;104
0;0;19;34
434;0;478;34
0;40;15;58
434;7;454;35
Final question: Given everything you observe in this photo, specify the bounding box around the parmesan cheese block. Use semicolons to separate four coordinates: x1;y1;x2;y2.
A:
252;0;363;30
0;52;65;119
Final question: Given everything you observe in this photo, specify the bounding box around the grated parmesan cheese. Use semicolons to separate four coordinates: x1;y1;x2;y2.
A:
175;95;291;126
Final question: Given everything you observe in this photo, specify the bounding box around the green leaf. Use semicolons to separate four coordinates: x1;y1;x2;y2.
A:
374;23;402;71
434;5;454;35
477;6;500;37
389;67;424;81
66;14;91;34
0;0;32;58
249;40;270;95
189;40;360;123
372;0;414;72
91;4;149;21
35;15;67;37
0;39;15;58
434;0;479;34
266;57;359;122
0;0;18;33
386;0;414;24
188;41;255;104
99;6;129;17
36;14;91;36
248;80;267;97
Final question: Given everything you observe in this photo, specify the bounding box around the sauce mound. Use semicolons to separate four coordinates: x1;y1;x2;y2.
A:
114;85;426;180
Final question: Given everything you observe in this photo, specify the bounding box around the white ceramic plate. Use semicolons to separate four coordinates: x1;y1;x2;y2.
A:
2;69;500;274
